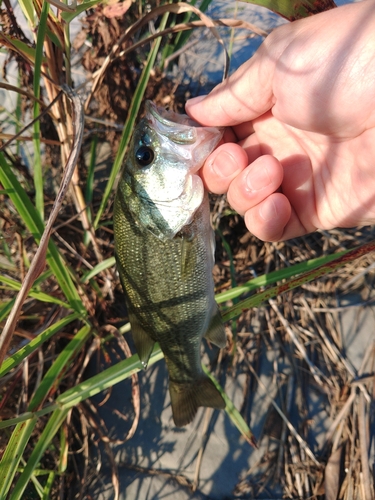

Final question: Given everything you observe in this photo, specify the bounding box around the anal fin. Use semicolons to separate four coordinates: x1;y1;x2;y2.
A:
204;306;226;348
129;312;155;368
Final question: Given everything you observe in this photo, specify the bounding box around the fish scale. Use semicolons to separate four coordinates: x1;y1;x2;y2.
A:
113;101;226;426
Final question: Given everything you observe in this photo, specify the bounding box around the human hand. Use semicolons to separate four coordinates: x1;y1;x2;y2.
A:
185;0;375;241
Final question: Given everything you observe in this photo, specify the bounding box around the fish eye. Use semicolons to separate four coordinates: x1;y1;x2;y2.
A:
135;146;154;167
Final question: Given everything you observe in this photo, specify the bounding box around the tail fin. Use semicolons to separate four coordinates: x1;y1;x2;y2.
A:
169;376;225;427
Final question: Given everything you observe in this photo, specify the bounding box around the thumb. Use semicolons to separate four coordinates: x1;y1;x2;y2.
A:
185;42;277;127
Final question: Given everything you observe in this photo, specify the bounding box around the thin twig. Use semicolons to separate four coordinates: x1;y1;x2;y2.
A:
358;391;373;499
0;91;63;152
341;261;375;290
0;82;46;107
84;3;242;110
268;298;329;388
0;86;84;367
192;407;213;492
324;343;375;447
193;349;223;491
238;345;320;466
289;436;303;498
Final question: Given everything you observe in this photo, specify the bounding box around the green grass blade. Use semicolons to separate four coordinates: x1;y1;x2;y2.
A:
80;256;116;283
0;35;40;64
42;472;55;499
216;250;348;304
0;347;157;430
61;0;102;23
0;411;56;430
0;153;86;313
9;409;69;500
33;0;49;220
0;313;81;378
0;315;92;422
0;418;38;499
15;72;22;156
93;13;170;229
222;241;375;322
63;6;72;87
27;462;44;498
1;343;253;449
34;269;53;286
85;136;97;218
27;324;92;412
83;135;97;246
56;344;163;409
202;364;256;447
85;136;97;207
0;153;44;236
0;325;91;497
0;299;16;323
58;424;68;474
0;275;69;307
17;0;35;28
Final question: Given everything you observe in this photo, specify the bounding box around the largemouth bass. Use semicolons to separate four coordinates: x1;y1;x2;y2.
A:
113;101;226;427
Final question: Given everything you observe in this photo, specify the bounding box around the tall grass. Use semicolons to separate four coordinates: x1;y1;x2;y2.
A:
0;0;373;498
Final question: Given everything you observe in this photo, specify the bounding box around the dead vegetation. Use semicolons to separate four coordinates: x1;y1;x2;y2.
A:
210;210;375;499
0;1;374;499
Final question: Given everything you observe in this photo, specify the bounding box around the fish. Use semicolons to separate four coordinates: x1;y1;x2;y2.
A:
113;100;226;427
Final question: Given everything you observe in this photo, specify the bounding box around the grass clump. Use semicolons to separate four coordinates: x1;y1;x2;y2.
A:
0;1;374;499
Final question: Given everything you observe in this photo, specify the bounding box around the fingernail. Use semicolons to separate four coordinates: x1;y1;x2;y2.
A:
246;165;271;191
259;199;277;221
212;151;240;178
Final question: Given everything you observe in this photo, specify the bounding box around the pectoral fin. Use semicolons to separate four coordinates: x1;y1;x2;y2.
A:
169;376;225;427
129;312;155;368
204;306;226;348
180;234;196;280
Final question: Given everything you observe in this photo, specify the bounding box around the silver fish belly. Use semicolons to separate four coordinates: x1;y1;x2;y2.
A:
113;101;226;426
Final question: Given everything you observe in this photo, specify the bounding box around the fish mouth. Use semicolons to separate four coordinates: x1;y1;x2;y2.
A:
147;100;200;130
145;100;224;174
146;100;224;146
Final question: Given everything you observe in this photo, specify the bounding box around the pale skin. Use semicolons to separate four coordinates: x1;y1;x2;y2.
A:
185;0;375;242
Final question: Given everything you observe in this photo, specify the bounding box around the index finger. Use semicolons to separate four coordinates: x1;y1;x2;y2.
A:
185;46;276;127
